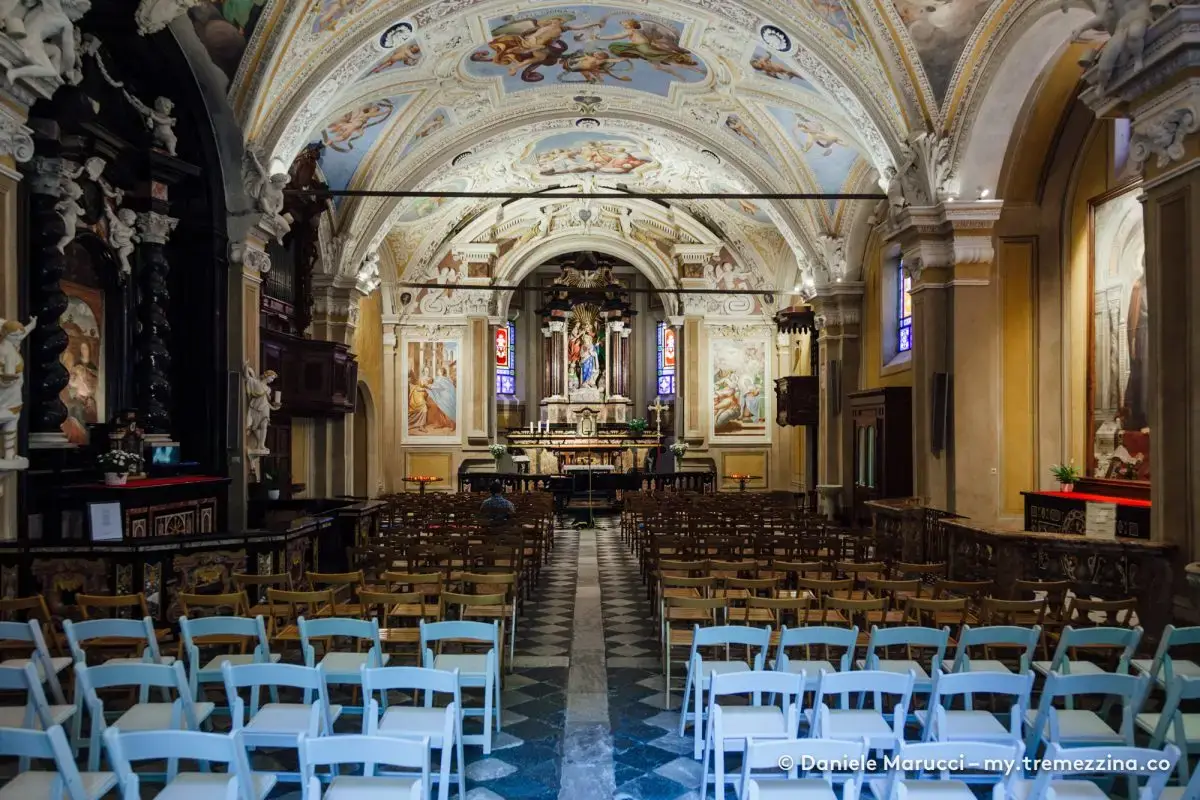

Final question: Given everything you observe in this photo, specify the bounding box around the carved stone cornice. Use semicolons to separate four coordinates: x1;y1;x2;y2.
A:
890;201;1001;287
451;243;498;264
403;323;465;341
707;322;773;339
1127;78;1200;173
136;212;179;245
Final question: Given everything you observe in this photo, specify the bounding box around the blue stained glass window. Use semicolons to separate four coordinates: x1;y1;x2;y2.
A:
657;321;676;396
898;261;913;353
496;322;516;395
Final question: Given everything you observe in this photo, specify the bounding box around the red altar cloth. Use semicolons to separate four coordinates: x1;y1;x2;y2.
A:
1029;490;1150;508
68;476;228;490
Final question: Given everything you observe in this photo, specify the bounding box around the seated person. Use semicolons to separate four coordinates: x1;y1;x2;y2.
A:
480;481;515;521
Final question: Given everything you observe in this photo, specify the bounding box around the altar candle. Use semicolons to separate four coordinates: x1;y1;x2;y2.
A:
273;391;281;404
529;422;534;433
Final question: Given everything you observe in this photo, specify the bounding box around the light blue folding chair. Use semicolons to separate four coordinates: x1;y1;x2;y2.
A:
678;624;770;757
1032;625;1142;677
1023;671;1149;759
299;615;388;713
919;670;1033;746
299;732;430;800
772;625;858;688
1134;626;1200;691
1163;757;1200;800
1012;742;1179;800
739;737;868;800
63;617;174;666
362;664;464;800
941;625;1040;674
1141;675;1200;783
810;670;914;753
74;660;214;772
0;724;116;800
869;740;1024;800
702;670;803;800
179;615;279;705
102;727;276;800
858;625;950;698
0;662;75;735
0;619;71;703
420;620;500;753
222;661;341;783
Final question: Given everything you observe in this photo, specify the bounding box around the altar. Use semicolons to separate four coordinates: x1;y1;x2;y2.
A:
505;430;662;474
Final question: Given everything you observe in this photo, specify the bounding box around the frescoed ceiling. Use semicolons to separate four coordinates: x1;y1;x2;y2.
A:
187;0;1012;291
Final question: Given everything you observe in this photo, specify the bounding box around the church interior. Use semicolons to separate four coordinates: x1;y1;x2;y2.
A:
0;0;1196;798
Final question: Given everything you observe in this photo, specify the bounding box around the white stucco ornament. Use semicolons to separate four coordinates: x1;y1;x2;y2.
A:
2;0;91;86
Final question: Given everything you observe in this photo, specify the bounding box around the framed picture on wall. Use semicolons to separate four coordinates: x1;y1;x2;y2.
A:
1088;182;1149;483
709;326;771;442
401;337;462;444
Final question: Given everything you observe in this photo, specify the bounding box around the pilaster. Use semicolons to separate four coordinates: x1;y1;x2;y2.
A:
381;324;398;492
810;285;863;516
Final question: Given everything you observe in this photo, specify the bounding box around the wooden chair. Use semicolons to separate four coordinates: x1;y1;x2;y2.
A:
305;570;364;616
663;596;725;705
264;588;337;648
904;597;971;640
455;573;518;670
232;573;293;623
0;595;59;657
440;592;508;674
76;594;171;651
820;596;888;646
358;589;427;664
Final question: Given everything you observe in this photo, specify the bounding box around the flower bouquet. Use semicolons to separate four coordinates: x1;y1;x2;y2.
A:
97;449;143;486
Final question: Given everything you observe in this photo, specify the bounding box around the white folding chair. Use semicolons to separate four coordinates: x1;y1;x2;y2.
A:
299;732;429;800
103;727;276;800
0;724;116;800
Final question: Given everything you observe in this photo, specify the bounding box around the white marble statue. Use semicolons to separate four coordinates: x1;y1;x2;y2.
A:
126;93;178;156
244;360;280;462
54;176;83;253
242;145;289;225
4;0;91;85
104;206;138;277
883;166;907;223
0;317;37;469
1070;0;1168;89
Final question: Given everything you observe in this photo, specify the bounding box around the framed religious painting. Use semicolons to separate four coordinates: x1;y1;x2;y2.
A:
58;279;105;446
401;336;461;444
709;326;771;442
1087;182;1149;484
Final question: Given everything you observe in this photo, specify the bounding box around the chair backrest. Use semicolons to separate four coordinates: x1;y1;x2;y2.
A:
863;625;949;670
1025;671;1149;752
776;625;859;671
103;727;256;800
877;741;1022;800
1050;625;1143;673
949;625;1040;673
0;662;60;730
221;661;333;730
1022;743;1179;800
691;624;771;662
419;619;498;649
0;619;66;703
77;593;150;619
1148;675;1200;747
179;592;250;617
929;670;1034;705
298;616;383;668
299;733;429;799
0;724;91;800
742;736;868;782
1145;625;1200;686
817;669;915;712
62;616;159;663
179;615;271;692
361;665;461;708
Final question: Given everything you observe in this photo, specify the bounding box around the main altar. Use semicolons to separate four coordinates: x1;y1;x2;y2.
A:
506;428;662;474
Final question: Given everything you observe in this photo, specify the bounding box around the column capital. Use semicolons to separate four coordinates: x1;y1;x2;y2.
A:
889;201;1001;288
135;211;179;245
809;286;863;339
310;275;368;345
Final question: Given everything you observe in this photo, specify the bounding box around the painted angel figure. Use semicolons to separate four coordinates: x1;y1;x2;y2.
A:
126;92;178;156
244;361;280;457
0;317;37;465
590;18;705;79
54;177;85;253
104;206;138;277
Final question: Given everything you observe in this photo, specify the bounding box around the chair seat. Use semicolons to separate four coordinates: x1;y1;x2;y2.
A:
0;655;72;678
199;653;282;674
0;703;74;728
666;608;712;622
1132;658;1200;684
112;701;216;731
1023;709;1124;743
318;651;391;678
462;606;513;620
856;659;930;680
868;779;977;800
378;706;451;744
433;653;490;676
745;778;837;800
246;702;343;734
714;705;789;739
1031;660;1108;677
939;658;1013;674
727;608;776;624
699;661;752;679
323;775;423;799
156;771;278;800
0;769;117;799
778;660;834;686
913;709;1015;741
103;655;177;666
820;710;897;742
1011;778;1109;800
1135;712;1200;745
388;603;438;619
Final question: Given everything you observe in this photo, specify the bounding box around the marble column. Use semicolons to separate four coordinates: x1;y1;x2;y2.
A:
467;316;490;444
682;316;703;442
381;325;398;492
810;287;863;517
619;327;631;398
775;332;795;491
1079;7;1200;568
134;211;179;434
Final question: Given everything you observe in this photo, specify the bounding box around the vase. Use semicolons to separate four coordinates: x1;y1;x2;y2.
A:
267;489;280;500
104;472;127;486
1060;483;1075;493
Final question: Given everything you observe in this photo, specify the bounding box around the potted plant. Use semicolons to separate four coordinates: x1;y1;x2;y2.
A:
97;450;142;486
669;442;688;458
489;443;507;464
628;418;648;438
1049;461;1082;492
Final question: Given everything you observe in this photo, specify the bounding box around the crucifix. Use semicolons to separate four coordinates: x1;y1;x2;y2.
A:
648;397;668;434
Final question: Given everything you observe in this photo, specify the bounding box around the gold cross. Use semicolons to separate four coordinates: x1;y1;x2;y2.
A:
649;397;667;433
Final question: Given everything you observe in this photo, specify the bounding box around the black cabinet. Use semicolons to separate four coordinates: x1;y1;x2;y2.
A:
849;388;913;517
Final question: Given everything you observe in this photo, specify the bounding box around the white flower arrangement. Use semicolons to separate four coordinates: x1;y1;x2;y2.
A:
669;442;689;457
488;443;507;459
97;449;143;474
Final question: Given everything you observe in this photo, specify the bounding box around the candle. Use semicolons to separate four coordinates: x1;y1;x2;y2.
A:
529;422;534;433
273;391;281;404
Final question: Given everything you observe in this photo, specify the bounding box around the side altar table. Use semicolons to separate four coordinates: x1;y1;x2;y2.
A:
1022;490;1150;539
57;475;231;539
505;431;662;474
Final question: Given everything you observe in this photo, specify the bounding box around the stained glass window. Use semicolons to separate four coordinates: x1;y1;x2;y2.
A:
898;261;913;353
495;322;516;395
657;321;676;396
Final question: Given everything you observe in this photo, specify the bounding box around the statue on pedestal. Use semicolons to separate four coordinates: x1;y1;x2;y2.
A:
0;317;37;470
244;361;280;480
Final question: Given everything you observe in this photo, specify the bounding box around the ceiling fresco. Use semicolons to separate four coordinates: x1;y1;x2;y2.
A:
310;94;412;200
892;0;995;104
525;131;657;177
